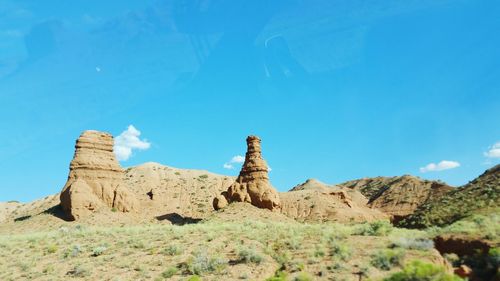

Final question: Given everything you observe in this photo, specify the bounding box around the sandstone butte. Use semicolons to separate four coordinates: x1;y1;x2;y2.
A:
213;135;281;211
60;130;139;220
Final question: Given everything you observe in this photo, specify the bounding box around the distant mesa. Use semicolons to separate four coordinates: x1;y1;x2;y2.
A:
59;130;139;220
214;136;281;211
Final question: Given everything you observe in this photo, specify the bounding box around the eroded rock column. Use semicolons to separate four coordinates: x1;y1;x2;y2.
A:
214;136;281;211
60;130;139;220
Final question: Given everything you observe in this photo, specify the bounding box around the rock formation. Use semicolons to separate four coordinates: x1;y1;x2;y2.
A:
401;164;500;227
281;179;388;222
214;136;281;211
339;175;453;220
60;130;139;220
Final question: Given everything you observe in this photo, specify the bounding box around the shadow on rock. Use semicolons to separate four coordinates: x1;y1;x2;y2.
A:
14;215;32;222
42;204;73;222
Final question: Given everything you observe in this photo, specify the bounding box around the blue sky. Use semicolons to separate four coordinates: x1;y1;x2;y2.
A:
0;0;499;202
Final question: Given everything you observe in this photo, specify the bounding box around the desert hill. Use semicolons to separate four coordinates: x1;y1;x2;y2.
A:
282;179;387;222
2;130;495;234
339;175;454;219
0;162;235;232
400;164;500;228
0;201;21;223
0;131;433;228
0;161;386;232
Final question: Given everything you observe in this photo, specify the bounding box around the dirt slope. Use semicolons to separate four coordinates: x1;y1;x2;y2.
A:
0;201;21;223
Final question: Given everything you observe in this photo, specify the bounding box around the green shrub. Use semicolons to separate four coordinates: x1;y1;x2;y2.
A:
63;244;82;258
355;221;393;236
383;260;463;281
46;244;58;254
161;267;178;278
186;251;227;275
238;248;263;264
313;247;325;258
293;272;313;281
92;246;107;257
265;271;288;281
186;275;201;281
67;265;91;277
328;241;351;261
163;245;182;256
371;249;405;270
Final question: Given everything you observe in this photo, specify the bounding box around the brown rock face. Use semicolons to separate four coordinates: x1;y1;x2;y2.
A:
281;179;388;222
60;130;139;220
214;136;280;211
339;175;453;218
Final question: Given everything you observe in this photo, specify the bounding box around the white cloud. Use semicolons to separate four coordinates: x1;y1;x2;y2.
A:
114;125;151;161
484;142;500;158
230;155;245;163
223;155;245;170
420;160;460;173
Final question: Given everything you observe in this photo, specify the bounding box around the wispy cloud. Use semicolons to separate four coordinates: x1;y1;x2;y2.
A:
484;142;500;158
223;155;245;170
420;160;460;173
114;125;150;161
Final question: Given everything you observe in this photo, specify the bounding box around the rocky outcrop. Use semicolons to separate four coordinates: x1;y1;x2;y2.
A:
60;130;139;220
214;136;280;211
340;175;453;219
400;164;500;227
281;179;388;222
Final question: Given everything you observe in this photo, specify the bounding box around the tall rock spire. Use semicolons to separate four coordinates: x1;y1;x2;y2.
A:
214;136;281;211
59;130;139;220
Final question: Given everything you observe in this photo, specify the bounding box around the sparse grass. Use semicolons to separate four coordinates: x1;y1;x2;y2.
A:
426;212;500;240
0;220;458;280
389;237;434;251
383;260;463;281
67;264;91;277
